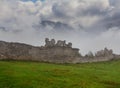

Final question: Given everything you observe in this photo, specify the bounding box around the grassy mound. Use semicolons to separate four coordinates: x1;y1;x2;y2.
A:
0;60;120;88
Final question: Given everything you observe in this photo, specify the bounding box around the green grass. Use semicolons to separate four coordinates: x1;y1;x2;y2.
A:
0;60;120;88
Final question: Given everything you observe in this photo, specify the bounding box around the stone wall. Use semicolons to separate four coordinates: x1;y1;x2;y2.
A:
0;39;119;63
0;39;80;63
80;48;115;63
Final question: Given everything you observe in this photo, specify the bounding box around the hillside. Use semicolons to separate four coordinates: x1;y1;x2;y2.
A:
0;60;120;88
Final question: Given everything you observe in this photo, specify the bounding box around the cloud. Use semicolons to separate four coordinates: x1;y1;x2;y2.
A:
0;0;120;55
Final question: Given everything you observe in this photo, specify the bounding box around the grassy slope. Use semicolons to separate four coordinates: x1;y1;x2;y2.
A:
0;61;120;88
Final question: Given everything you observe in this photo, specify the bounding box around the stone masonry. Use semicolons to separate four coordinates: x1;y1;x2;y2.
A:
0;38;119;63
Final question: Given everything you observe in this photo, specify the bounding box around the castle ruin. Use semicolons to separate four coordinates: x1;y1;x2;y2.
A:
0;38;119;63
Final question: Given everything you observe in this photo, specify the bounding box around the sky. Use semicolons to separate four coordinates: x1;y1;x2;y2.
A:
0;0;120;55
22;0;45;2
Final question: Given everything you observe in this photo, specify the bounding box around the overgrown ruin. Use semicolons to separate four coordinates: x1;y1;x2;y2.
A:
0;38;119;63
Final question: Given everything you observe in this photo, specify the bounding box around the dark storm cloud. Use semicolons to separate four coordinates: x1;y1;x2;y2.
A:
103;11;120;29
81;6;108;16
109;0;120;7
52;4;67;18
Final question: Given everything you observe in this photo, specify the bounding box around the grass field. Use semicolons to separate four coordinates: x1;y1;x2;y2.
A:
0;60;120;88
